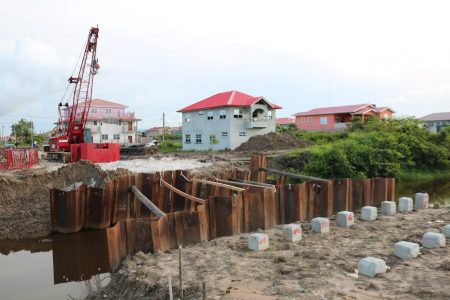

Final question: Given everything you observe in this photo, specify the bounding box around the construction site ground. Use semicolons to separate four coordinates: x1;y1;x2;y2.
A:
88;206;450;300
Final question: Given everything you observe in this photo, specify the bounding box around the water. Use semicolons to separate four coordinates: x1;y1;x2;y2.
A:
396;177;450;204
0;230;114;300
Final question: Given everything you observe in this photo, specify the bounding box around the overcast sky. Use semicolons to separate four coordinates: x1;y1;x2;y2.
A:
0;0;449;134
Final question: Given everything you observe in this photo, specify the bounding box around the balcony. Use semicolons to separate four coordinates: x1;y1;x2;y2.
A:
334;122;350;130
122;125;136;132
246;118;269;129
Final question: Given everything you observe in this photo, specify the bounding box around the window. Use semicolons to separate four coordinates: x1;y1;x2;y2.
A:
101;134;108;140
209;134;217;144
222;132;228;137
93;121;98;126
266;111;273;119
106;109;112;115
91;108;97;114
207;111;214;120
195;134;202;144
320;117;328;125
185;113;191;122
117;111;121;117
239;131;246;137
220;110;226;119
198;111;204;115
301;117;305;123
233;109;243;118
113;134;120;140
185;134;191;144
307;117;312;123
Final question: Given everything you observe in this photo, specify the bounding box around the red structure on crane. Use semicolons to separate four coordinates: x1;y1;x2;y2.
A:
48;27;119;163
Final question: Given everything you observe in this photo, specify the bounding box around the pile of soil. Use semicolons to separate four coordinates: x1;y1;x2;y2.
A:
0;161;129;240
88;207;450;299
235;132;311;152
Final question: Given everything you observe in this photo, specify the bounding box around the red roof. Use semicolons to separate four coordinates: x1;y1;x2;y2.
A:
294;104;395;116
276;117;295;125
177;90;282;112
78;98;127;108
294;104;370;116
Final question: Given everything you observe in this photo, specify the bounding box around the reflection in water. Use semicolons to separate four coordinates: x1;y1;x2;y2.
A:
0;229;119;300
52;229;120;284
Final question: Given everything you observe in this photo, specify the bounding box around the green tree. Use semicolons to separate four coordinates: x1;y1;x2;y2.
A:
11;118;34;144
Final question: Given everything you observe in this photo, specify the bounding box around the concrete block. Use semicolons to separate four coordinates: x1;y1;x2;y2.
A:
381;201;396;216
399;197;413;212
361;206;377;221
394;241;420;260
282;224;302;242
337;211;354;227
423;232;446;249
415;192;429;210
443;225;450;238
248;233;269;251
358;257;387;278
311;217;330;233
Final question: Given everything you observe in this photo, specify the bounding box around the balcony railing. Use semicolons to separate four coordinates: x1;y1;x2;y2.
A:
122;125;136;132
246;118;269;129
334;122;350;130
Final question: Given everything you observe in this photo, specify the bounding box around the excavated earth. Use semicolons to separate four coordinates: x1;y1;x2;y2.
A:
87;207;450;300
0;161;130;240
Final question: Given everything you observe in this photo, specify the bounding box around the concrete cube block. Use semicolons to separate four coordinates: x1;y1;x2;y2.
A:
398;197;413;212
415;192;429;210
443;225;450;238
311;217;330;233
361;206;377;221
423;232;446;248
337;211;354;227
248;233;269;251
381;201;396;216
394;241;420;259
358;257;387;278
282;224;302;242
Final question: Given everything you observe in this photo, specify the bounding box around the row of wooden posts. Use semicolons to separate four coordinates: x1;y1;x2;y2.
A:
50;155;395;263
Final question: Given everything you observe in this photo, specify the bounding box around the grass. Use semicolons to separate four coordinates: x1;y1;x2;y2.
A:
398;169;450;182
158;140;183;153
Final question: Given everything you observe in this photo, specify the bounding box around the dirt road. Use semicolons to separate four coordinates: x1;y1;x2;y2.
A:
88;207;450;300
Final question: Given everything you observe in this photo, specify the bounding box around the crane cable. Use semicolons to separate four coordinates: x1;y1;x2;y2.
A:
58;44;85;105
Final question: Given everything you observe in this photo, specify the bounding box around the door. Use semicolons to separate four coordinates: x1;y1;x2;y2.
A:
128;122;133;131
128;136;132;143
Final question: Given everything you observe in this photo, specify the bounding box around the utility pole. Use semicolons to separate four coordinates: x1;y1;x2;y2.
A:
1;125;4;146
162;112;166;143
30;115;34;148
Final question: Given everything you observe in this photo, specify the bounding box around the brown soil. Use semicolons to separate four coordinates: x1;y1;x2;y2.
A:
235;132;311;152
88;207;450;299
0;161;130;240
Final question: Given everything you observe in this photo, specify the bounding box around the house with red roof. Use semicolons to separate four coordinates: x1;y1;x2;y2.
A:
177;90;282;150
293;104;394;131
276;117;296;129
67;99;141;144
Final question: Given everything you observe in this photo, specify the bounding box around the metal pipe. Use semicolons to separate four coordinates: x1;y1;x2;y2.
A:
260;167;328;182
130;185;167;217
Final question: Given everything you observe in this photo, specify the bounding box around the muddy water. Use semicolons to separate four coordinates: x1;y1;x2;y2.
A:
396;177;450;204
0;230;113;300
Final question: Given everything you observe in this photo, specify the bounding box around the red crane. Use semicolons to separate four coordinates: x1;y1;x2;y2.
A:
49;27;119;163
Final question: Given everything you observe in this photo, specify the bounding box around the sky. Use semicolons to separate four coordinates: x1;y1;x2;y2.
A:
0;0;449;135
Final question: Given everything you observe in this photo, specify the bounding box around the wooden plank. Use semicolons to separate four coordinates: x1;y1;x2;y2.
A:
386;178;396;201
333;179;350;213
161;177;205;204
372;178;387;206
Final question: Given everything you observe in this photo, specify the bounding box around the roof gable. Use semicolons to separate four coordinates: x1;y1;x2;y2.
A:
177;90;282;112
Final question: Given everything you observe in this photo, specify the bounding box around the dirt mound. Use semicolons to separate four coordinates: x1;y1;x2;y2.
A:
235;132;311;152
0;160;129;240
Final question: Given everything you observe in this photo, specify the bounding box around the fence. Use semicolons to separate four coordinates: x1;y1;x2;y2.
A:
0;148;39;170
50;154;396;279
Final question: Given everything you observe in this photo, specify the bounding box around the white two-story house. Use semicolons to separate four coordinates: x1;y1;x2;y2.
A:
177;90;282;151
67;99;141;144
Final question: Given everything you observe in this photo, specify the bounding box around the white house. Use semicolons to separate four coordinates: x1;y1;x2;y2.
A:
419;112;450;132
177;90;282;150
67;99;141;144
